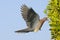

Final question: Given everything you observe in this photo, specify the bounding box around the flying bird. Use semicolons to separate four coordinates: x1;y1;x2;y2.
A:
15;5;47;33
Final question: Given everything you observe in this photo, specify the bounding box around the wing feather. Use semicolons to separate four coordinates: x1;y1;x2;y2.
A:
21;5;40;28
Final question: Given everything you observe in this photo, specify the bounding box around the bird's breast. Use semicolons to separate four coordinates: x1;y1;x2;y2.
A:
33;20;41;32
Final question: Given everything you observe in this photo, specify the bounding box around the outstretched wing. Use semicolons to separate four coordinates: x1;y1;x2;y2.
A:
21;5;40;28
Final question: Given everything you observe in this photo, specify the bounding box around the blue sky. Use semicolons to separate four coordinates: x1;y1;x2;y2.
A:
0;0;51;40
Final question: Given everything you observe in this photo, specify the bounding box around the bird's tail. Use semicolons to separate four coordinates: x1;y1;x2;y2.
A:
15;28;33;33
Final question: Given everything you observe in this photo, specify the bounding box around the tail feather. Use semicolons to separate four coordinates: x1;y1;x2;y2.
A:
15;28;33;33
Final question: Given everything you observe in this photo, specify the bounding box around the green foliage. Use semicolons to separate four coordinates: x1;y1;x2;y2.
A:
44;0;60;40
